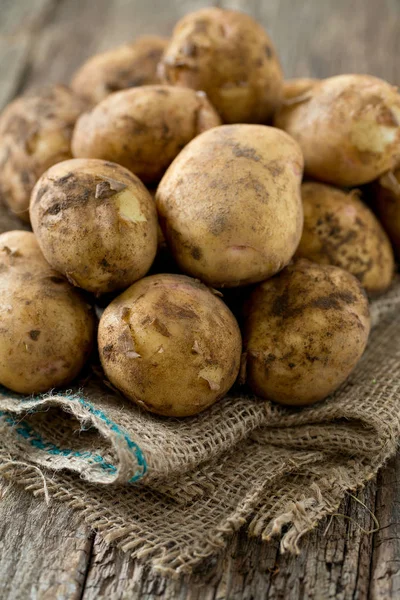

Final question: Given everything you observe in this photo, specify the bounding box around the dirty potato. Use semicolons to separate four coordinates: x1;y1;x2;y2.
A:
0;231;95;394
156;124;304;287
159;7;283;124
0;85;87;221
30;159;158;295
296;182;394;295
274;74;400;186
71;36;169;104
159;8;283;123
244;260;371;406
98;273;242;417
72;85;221;182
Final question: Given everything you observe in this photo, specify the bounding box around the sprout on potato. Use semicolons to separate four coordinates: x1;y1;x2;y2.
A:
282;78;318;103
30;159;158;295
98;273;242;417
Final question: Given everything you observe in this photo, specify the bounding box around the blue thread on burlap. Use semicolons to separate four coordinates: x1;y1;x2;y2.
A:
0;387;147;482
0;412;118;474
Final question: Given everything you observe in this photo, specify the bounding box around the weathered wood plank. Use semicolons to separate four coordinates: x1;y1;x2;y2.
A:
81;483;380;600
370;453;400;600
0;471;394;600
0;483;93;600
0;0;57;36
18;0;216;93
17;0;113;90
0;37;30;115
224;0;400;83
0;0;58;110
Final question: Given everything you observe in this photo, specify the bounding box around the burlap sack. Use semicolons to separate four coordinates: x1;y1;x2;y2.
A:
0;206;399;577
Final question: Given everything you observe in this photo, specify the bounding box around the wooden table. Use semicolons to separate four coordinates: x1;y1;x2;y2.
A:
1;1;400;598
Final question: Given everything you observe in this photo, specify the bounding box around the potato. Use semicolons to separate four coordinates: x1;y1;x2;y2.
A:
274;74;400;186
244;260;371;406
156;124;304;287
0;229;45;264
71;36;168;104
98;273;242;417
158;7;283;124
30;159;158;295
0;231;95;394
0;85;87;222
295;182;394;295
72;85;221;183
371;168;400;259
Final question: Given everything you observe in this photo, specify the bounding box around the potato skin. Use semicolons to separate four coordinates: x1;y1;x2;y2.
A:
295;182;394;295
244;260;371;406
156;124;304;287
371;168;400;259
98;274;242;417
159;8;283;124
0;231;95;394
71;36;168;105
30;159;158;295
72;85;221;183
0;85;87;221
274;74;400;186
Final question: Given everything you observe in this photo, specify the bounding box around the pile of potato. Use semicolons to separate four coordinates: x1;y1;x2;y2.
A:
0;7;398;417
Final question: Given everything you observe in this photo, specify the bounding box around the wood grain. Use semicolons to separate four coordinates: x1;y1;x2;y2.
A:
224;0;400;83
370;453;400;599
6;0;214;96
0;483;93;600
1;0;400;598
0;472;393;600
0;0;58;109
80;482;379;599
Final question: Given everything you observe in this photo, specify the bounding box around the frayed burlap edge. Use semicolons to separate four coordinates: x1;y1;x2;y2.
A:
0;448;325;576
0;439;396;578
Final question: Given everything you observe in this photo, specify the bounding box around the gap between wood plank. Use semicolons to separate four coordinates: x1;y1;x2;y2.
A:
78;535;96;600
